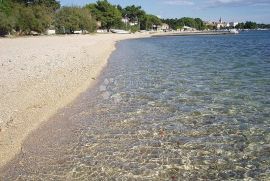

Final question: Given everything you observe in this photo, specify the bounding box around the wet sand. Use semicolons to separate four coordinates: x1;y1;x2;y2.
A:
0;33;149;168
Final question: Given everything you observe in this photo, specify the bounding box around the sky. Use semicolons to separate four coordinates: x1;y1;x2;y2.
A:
60;0;270;23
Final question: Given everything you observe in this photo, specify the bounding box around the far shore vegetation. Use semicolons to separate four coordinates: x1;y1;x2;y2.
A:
0;0;270;37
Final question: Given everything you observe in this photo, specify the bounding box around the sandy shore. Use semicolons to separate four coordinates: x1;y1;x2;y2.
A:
0;33;149;167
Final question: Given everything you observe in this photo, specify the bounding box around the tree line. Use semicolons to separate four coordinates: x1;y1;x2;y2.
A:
236;21;270;29
0;0;163;36
1;0;269;36
0;0;57;35
162;17;206;30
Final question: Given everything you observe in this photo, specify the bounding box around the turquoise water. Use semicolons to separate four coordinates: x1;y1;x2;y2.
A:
1;31;270;180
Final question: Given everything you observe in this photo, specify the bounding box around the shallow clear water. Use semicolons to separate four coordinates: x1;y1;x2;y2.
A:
1;31;270;180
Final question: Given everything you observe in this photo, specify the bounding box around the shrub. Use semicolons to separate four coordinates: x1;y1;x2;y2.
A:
55;7;96;34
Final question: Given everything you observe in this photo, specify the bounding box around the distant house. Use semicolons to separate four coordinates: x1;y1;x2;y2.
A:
121;18;138;26
161;23;169;32
183;26;196;31
216;23;224;29
205;18;238;30
121;18;129;24
215;17;234;29
151;24;169;32
216;17;224;29
152;24;158;31
204;21;214;25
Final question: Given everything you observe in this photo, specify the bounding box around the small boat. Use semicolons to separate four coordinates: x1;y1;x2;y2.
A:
229;29;239;34
110;29;130;34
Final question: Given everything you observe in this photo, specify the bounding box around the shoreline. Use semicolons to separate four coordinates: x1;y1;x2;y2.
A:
0;33;150;168
0;31;237;168
151;31;239;37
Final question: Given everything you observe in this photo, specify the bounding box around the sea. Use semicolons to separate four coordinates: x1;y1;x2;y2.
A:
1;31;270;180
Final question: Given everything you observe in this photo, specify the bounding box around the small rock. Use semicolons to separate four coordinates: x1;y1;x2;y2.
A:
159;129;165;137
150;140;161;147
101;91;110;99
109;78;114;83
148;101;155;106
99;85;107;91
104;79;109;85
261;144;270;153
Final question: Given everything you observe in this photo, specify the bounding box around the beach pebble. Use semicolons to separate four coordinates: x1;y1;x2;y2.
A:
99;85;107;92
103;78;109;85
148;101;155;106
109;78;114;83
101;91;110;100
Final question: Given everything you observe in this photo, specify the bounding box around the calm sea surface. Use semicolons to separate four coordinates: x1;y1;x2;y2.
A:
1;31;270;180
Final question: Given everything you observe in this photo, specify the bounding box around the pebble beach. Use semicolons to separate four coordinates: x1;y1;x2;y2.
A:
0;34;149;167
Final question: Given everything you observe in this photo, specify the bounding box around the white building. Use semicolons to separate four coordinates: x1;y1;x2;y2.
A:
216;17;227;29
121;18;129;24
161;23;170;32
121;18;138;26
206;18;239;30
229;22;239;27
183;26;196;31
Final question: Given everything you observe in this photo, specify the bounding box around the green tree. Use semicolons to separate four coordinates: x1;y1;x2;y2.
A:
0;0;55;36
77;8;97;33
16;6;35;34
162;17;207;30
141;14;161;30
235;22;245;29
0;1;15;35
116;4;123;14
0;12;16;35
85;0;122;31
236;21;258;29
257;24;270;29
55;7;96;34
0;0;12;15
14;5;52;34
122;5;145;23
180;17;196;28
244;21;257;29
194;18;205;30
13;0;60;10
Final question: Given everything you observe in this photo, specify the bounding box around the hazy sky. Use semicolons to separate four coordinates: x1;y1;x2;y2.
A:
60;0;270;23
